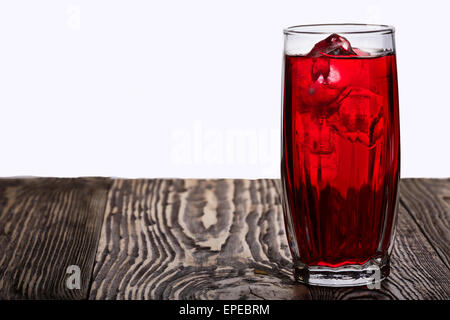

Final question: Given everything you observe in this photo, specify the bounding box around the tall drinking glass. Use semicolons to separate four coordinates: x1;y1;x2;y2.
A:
281;24;400;286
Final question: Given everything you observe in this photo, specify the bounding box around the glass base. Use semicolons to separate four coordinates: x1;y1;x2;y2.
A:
293;256;390;287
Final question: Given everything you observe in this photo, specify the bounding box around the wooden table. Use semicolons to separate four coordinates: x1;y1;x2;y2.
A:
0;178;448;300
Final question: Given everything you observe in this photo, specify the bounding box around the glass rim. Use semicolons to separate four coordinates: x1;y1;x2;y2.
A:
284;23;395;35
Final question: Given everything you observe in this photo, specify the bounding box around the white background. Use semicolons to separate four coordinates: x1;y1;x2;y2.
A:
0;0;449;178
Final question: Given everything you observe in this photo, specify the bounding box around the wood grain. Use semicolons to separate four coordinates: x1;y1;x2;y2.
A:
399;179;449;269
89;178;450;300
0;178;447;300
0;178;111;299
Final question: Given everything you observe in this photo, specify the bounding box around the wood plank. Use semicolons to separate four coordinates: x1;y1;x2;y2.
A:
399;178;449;269
90;179;306;300
89;178;450;300
0;178;111;299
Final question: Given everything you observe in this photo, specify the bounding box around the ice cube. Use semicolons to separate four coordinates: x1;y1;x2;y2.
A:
333;88;385;146
353;48;371;57
307;33;357;58
291;58;339;114
291;34;369;118
296;112;336;154
291;57;346;116
295;112;338;182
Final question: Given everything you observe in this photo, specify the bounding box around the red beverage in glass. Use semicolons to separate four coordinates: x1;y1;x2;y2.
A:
281;26;400;286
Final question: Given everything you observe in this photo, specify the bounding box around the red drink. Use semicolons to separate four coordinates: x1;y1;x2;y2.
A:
281;29;400;286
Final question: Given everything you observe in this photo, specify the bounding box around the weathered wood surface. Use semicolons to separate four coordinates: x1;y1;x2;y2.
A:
89;178;450;300
0;178;111;299
0;178;448;300
399;179;449;269
89;179;301;300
